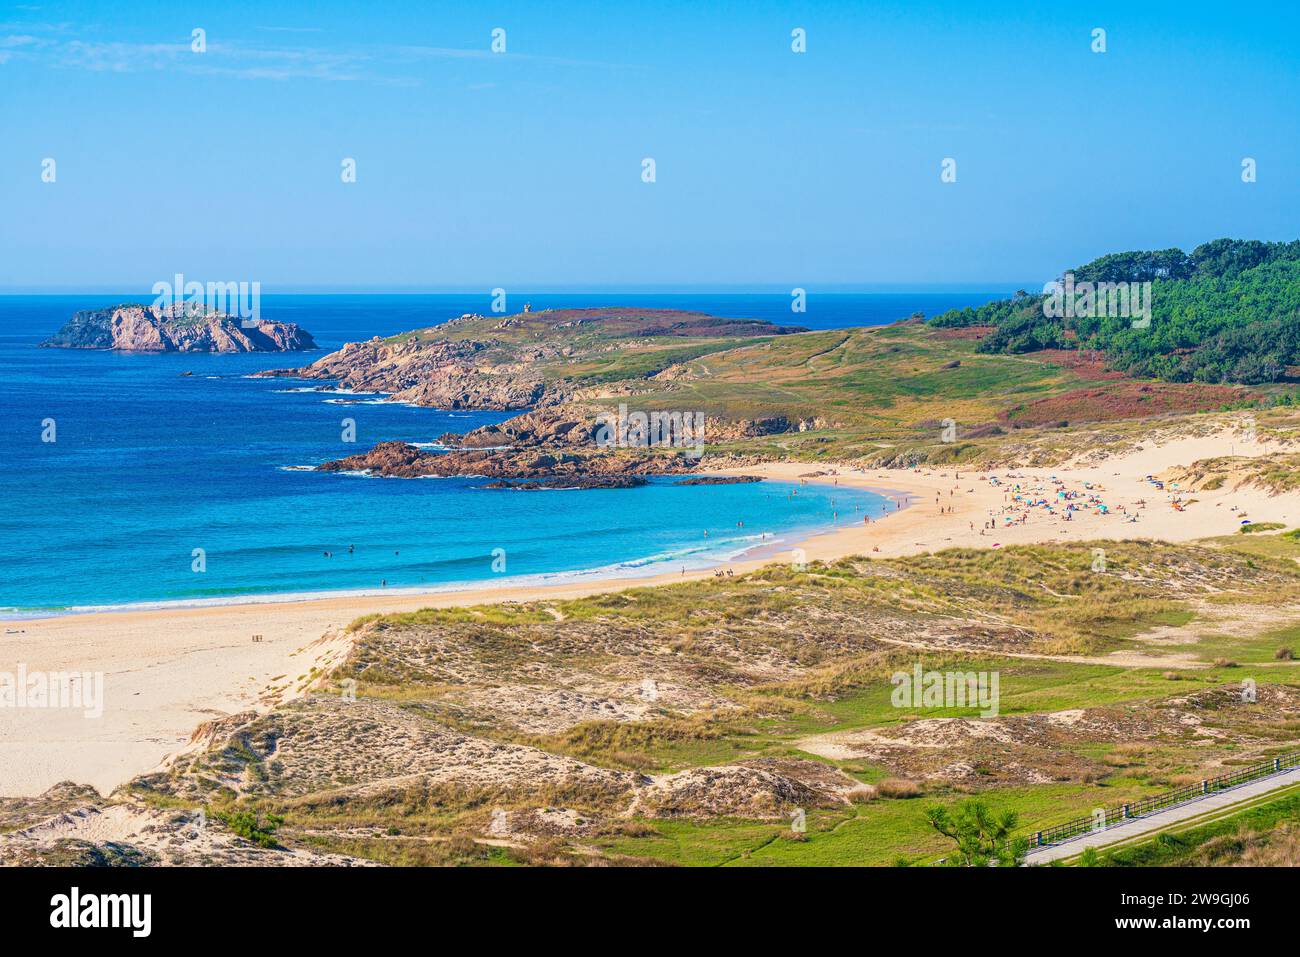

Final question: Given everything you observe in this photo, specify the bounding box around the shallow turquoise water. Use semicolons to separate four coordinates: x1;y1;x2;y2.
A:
0;294;941;614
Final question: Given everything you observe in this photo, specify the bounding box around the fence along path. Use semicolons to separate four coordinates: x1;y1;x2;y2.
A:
1027;749;1300;849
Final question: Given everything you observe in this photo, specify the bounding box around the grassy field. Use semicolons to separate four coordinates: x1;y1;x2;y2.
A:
98;534;1300;867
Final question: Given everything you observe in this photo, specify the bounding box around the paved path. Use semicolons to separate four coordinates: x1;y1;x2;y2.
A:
1025;766;1300;864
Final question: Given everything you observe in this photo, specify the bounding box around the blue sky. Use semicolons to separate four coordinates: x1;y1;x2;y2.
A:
0;0;1297;290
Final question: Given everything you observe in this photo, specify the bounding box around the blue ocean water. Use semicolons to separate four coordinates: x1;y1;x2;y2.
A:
0;292;1001;614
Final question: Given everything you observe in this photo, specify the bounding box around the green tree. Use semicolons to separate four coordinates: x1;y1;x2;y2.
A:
928;239;1300;385
926;799;1028;866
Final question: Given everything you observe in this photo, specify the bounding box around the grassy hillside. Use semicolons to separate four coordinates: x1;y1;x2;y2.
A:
101;534;1300;866
382;307;808;390
288;295;1300;471
572;319;1266;466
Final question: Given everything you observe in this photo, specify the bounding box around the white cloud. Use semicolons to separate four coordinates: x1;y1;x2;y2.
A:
0;28;634;82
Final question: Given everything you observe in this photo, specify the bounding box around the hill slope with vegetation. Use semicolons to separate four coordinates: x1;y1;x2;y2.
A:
292;304;1283;479
931;239;1300;385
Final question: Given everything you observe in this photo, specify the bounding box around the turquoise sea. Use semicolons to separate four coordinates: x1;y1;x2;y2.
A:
0;292;1004;615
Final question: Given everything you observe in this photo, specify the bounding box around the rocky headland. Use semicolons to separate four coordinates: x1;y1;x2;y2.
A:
41;303;316;353
261;307;805;411
283;307;812;485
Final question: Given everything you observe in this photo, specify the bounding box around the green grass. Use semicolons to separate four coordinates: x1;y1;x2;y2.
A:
1185;627;1300;666
590;781;1182;866
1208;528;1300;564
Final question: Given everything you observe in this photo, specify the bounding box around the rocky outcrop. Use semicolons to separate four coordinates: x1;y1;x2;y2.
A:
260;329;554;411
443;408;592;448
483;476;647;490
673;475;762;486
444;409;820;452
287;308;811;486
317;440;699;481
307;338;548;410
41;303;315;352
319;441;436;477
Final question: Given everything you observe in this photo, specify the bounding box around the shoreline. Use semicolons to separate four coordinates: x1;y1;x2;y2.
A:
3;431;1298;797
0;478;898;622
0;467;908;798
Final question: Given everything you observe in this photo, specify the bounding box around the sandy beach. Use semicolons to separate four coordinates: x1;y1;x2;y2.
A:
2;428;1294;797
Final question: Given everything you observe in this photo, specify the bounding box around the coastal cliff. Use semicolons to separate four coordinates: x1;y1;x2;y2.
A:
41;303;316;353
263;307;805;411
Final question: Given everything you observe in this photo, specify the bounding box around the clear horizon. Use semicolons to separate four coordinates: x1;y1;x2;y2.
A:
0;283;1031;294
